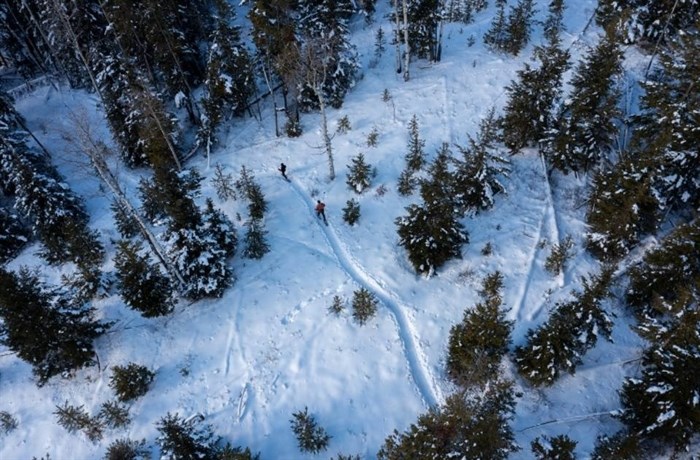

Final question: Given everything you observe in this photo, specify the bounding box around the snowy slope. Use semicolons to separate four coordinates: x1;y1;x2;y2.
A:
2;0;691;459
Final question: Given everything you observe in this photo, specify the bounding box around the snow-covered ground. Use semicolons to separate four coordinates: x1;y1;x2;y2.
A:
2;1;692;459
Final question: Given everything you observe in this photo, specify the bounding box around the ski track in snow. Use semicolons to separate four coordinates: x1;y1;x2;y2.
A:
285;178;442;409
514;156;565;323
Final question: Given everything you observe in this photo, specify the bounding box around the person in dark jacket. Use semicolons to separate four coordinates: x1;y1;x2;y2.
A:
279;163;289;181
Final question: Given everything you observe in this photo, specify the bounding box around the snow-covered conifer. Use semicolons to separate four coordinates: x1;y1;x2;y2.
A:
114;240;175;318
346;153;373;194
0;267;107;386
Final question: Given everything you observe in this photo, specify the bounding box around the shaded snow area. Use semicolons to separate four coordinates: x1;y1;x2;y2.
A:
2;1;694;459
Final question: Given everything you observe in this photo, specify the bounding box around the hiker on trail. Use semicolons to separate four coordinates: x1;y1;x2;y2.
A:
279;163;289;181
315;200;327;224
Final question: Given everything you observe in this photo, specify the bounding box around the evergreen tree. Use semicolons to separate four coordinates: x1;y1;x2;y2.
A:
544;27;623;174
514;268;614;386
595;0;699;46
378;380;519;459
405;115;426;172
290;407;331;454
585;158;658;261
352;287;378;325
104;438;150;460
243;219;270;260
114;240;175;318
591;431;643;460
397;115;426;196
501;37;570;152
236;166;268;221
342;199;361;226
484;0;508;52
620;308;700;451
503;0;536;55
543;0;565;43
0;206;29;263
346;153;373;194
109;363;155;402
626;222;700;320
447;271;513;387
404;0;442;61
0;96;104;268
453;109;510;214
396;144;468;275
156;413;219;460
634;24;700;214
531;435;577;460
199;0;255;156
110;199;140;239
0;267;107;385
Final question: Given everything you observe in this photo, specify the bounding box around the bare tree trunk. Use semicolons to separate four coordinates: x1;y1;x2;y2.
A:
394;0;402;74
314;85;335;181
261;62;280;137
402;0;410;81
68;112;186;291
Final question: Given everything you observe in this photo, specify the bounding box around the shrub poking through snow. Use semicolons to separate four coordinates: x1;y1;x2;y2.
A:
336;115;351;134
328;295;345;315
0;411;18;434
343;199;361;226
544;235;574;275
352;288;378;325
109;363;154;402
290;407;331;454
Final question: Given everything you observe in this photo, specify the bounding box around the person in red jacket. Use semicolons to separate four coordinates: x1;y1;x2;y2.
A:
315;200;327;224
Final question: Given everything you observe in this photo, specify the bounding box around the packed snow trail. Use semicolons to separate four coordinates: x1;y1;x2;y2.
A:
286;178;442;409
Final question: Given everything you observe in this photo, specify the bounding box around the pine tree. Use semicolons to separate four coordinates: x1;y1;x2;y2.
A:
544;27;623;174
620;309;700;451
109;363;155;402
0;206;29;263
503;0;535;55
104;438;150;460
346;153;373;194
236;166;268;221
396;144;468;275
514;268;614;386
626;222;700;320
595;0;699;46
243;219;270;260
634;24;700;214
290;407;331;454
378;380;519;459
484;0;508;52
531;435;577;460
447;271;513;387
453;109;510;214
352;287;378;325
0;267;107;386
342;199;361;226
114;240;175;318
295;0;359;110
403;0;442;62
501;37;570;152
405;115;426;172
199;0;255;156
156;413;219;460
543;0;565;42
585;158;658;261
